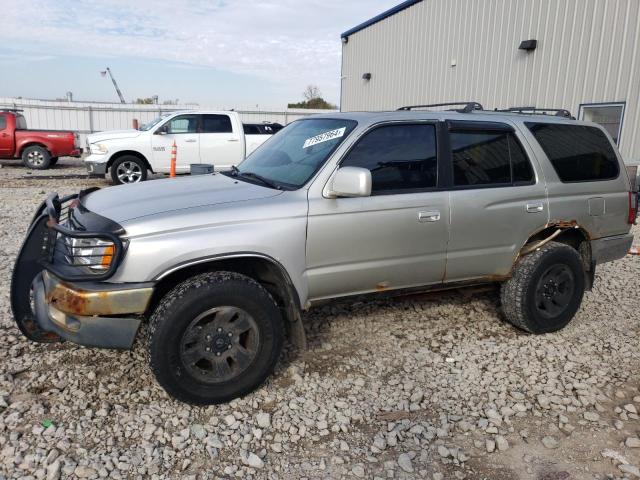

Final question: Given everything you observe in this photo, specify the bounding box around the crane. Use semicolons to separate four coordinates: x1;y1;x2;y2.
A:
100;67;126;104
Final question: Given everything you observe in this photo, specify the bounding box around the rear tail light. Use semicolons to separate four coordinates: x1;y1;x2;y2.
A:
629;191;638;224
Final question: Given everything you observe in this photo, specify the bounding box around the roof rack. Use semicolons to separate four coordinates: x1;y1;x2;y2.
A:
397;102;483;113
496;106;574;119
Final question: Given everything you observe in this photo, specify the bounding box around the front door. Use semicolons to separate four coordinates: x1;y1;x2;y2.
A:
151;114;200;173
306;122;450;300
0;114;14;157
199;114;243;170
444;121;549;281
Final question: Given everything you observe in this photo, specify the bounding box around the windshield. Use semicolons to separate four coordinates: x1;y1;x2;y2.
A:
234;118;357;189
139;114;170;131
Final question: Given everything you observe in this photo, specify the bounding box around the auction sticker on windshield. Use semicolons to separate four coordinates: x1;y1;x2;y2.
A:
303;127;346;148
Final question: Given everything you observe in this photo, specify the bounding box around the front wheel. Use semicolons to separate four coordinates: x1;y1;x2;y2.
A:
22;146;51;170
149;272;284;404
110;156;148;185
501;241;585;334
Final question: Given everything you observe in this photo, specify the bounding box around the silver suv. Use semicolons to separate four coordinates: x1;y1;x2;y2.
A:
12;103;637;404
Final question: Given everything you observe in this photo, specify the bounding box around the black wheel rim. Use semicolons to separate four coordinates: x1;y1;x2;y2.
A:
534;264;575;319
179;306;260;384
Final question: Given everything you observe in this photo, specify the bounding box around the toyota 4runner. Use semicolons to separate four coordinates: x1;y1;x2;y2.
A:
11;103;637;404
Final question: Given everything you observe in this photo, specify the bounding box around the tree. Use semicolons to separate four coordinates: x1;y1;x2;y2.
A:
288;85;337;110
135;97;156;104
303;85;322;101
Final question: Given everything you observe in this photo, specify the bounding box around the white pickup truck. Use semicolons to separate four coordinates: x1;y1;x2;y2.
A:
84;111;280;184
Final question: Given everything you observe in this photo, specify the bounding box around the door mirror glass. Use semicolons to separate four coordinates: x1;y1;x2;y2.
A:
327;167;372;198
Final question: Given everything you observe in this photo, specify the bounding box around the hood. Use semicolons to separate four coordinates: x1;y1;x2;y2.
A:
82;174;282;224
88;129;142;143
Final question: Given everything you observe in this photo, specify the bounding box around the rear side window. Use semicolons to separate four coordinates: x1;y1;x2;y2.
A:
243;124;261;135
15;115;27;129
341;123;438;194
0;116;6;130
526;123;619;182
450;129;534;186
202;114;232;133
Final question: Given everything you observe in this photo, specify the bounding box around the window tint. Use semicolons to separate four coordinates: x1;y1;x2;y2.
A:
16;115;27;129
243;124;261;135
166;115;198;134
526;123;619;182
341;124;438;193
0;116;6;130
202;114;232;133
451;130;534;186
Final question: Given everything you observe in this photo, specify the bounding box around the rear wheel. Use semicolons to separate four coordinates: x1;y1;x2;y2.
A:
22;146;51;170
110;156;147;185
149;272;284;404
501;241;585;333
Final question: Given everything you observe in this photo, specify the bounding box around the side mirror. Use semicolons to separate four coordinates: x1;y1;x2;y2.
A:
156;125;168;135
327;167;372;198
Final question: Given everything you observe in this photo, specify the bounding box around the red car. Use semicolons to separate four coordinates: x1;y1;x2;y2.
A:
0;109;81;169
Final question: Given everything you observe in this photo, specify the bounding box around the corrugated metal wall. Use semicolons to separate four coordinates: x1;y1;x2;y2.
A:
341;0;640;161
0;97;333;146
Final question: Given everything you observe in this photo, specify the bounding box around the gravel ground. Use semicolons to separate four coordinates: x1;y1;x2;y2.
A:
1;158;639;480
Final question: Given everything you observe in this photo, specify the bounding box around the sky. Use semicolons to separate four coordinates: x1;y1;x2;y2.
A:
0;0;400;109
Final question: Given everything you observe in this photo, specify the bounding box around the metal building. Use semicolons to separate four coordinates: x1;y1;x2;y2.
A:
340;0;640;162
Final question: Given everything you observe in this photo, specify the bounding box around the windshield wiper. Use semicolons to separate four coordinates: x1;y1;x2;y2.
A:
238;171;281;190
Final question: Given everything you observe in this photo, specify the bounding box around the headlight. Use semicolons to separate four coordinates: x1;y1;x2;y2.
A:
89;143;108;155
65;237;115;271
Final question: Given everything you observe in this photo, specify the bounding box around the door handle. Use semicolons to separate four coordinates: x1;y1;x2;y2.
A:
228;138;239;142
184;139;197;143
526;203;544;213
418;210;440;222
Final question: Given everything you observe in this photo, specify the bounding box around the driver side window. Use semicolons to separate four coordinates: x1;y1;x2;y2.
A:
166;115;198;134
341;123;438;194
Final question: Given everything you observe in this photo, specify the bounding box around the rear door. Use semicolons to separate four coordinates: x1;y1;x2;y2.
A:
151;114;200;172
0;114;14;157
444;121;548;282
306;122;450;300
199;114;242;169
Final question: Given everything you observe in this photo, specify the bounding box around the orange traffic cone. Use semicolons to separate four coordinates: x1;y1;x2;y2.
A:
629;247;640;255
170;141;177;178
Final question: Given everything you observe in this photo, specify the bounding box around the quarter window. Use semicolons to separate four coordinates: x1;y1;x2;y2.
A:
451;129;534;186
0;116;6;130
341;124;438;194
166;115;198;134
526;123;619;182
202;114;232;133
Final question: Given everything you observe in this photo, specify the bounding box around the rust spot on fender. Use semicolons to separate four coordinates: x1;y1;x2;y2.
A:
375;281;390;292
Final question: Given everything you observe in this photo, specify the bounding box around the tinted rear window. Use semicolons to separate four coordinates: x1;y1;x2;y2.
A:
202;114;232;133
526;123;619;182
450;129;534;186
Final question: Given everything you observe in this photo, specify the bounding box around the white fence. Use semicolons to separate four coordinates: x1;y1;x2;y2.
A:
0;97;334;146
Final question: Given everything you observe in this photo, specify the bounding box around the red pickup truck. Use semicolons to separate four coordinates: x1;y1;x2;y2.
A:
0;110;81;169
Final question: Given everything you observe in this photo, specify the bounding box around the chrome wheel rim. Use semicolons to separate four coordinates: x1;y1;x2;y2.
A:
116;161;143;183
180;306;260;384
27;150;45;166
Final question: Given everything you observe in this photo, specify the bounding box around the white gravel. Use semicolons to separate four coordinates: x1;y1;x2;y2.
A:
1;158;639;479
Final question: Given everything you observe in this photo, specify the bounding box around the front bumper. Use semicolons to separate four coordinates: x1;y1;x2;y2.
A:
32;270;154;349
85;158;108;176
591;233;634;264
